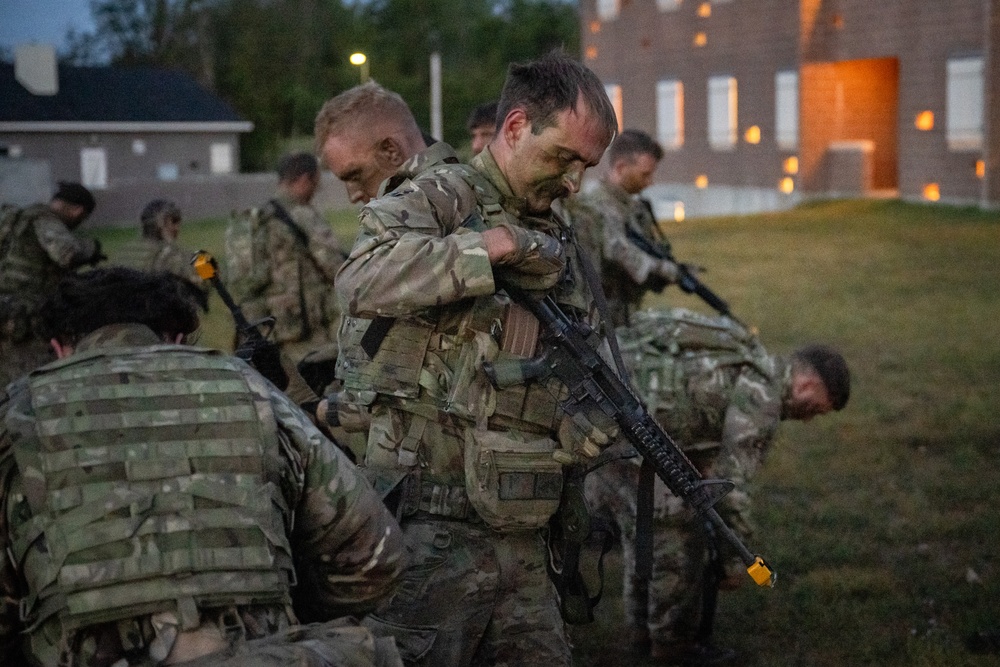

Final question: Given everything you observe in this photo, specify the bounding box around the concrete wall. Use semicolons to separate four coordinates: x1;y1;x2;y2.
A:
0;158;50;205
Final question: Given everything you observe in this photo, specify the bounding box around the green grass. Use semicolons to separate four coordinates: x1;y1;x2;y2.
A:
88;200;1000;666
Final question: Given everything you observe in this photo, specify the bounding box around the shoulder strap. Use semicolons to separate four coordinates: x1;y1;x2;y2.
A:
267;199;311;247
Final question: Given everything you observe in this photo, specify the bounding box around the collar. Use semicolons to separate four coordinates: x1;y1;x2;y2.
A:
597;178;633;207
74;323;166;353
469;147;531;217
378;141;461;197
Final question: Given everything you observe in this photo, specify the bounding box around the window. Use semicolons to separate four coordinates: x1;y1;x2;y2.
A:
946;56;983;151
157;163;179;181
657;0;681;11
775;70;798;150
708;76;737;150
656;80;684;149
131;139;147;155
597;0;619;21
210;142;234;174
605;84;623;132
80;148;107;189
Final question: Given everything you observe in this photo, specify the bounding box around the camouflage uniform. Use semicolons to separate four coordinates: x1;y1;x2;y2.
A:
239;194;346;364
0;204;100;386
585;308;789;648
567;180;669;327
335;143;610;666
0;322;406;666
116;235;207;294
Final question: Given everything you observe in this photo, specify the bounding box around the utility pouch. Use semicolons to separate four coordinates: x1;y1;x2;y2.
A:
337;316;433;398
463;429;563;531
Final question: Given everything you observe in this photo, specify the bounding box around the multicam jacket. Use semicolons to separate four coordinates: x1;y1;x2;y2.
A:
0;323;404;666
618;308;792;536
336;143;607;530
567;180;669;327
239;195;346;350
116;236;206;293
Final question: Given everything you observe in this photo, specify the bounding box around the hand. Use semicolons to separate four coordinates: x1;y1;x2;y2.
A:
553;409;619;465
654;260;679;283
488;223;565;275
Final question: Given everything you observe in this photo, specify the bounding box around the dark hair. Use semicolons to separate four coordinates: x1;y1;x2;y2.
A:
792;344;851;410
277;152;319;182
42;267;201;345
496;51;617;140
467;101;499;131
139;198;181;238
608;129;663;164
53;181;96;216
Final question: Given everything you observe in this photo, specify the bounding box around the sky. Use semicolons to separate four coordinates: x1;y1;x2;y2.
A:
0;0;96;53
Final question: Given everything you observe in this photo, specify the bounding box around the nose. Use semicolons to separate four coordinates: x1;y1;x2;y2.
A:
346;183;366;204
563;166;584;194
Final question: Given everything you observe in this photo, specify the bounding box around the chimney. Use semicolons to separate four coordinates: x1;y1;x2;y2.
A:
15;44;59;96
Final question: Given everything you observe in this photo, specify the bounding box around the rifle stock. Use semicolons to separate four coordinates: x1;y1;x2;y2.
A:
494;281;775;587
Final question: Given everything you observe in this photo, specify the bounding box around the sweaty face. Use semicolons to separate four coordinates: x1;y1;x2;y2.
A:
505;96;611;215
785;373;834;421
470;125;495;155
617;153;659;195
321;130;395;204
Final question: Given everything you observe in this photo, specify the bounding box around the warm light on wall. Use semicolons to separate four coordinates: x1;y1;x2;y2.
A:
586;46;598;60
697;2;711;17
693;32;707;46
922;183;940;201
695;175;709;188
673;202;686;222
779;177;795;194
976;160;986;178
783;156;799;174
590;21;601;34
744;126;761;144
915;111;934;131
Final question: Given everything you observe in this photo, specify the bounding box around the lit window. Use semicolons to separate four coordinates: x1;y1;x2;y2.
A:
132;139;147;156
922;183;940;201
695;175;709;188
673;202;685;222
708;75;737;150
597;0;619;21
697;2;711;17
915;111;934;131
694;32;707;47
779;177;795;194
656;79;684;150
976;160;985;179
946;56;983;150
589;21;601;33
744;126;761;144
157;163;179;181
657;0;681;11
775;70;798;150
210;143;234;174
783;156;799;174
586;46;598;60
605;84;623;132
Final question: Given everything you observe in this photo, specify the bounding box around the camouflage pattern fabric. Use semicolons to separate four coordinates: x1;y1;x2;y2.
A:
115;236;208;295
0;323;405;666
585;307;790;647
565;180;667;327
0;204;99;386
335;144;610;666
237;195;347;362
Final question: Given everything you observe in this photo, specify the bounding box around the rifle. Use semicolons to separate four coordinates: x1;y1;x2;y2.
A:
632;199;742;325
485;282;775;588
192;250;289;390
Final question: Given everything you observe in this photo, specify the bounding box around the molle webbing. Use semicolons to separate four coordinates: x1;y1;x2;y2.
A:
14;349;294;632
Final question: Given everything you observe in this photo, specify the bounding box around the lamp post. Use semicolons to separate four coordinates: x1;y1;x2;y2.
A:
349;52;369;83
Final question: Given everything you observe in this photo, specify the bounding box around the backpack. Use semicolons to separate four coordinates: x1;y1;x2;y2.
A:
224;200;312;304
0;204;23;260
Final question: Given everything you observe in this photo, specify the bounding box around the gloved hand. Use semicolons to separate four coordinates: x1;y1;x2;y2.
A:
653;259;679;283
89;239;108;266
553;409;620;465
491;223;565;292
248;340;290;391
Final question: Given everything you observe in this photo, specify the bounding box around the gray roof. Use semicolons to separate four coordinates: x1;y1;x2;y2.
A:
0;63;251;129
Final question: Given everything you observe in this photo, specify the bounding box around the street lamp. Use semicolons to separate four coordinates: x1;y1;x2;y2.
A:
349;52;369;83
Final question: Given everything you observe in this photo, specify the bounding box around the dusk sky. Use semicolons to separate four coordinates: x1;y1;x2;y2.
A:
0;0;96;53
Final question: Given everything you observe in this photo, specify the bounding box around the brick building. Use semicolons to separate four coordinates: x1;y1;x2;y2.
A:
581;0;1000;213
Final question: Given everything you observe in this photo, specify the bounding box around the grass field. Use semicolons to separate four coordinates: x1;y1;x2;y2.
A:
91;199;1000;666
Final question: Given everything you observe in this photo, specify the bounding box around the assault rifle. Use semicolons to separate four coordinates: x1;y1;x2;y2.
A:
487;282;775;588
192;250;289;390
633;199;741;325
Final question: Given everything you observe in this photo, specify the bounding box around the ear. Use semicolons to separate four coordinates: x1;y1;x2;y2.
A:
50;338;72;359
376;137;406;168
501;107;530;146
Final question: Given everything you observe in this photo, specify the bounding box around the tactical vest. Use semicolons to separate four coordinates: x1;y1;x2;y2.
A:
0;204;67;301
116;236;172;272
9;346;296;639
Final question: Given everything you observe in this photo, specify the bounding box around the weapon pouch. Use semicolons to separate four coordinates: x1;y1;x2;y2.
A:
464;429;563;531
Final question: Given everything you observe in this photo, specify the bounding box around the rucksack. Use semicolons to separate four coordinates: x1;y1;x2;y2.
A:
224;200;311;304
0;204;23;260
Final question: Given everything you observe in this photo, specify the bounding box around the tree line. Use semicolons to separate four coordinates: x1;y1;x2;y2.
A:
63;0;580;170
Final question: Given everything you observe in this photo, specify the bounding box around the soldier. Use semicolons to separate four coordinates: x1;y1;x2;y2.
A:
332;52;618;666
116;198;208;303
0;267;406;666
230;152;346;373
567;129;680;327
466;100;499;155
586;308;851;665
315;82;431;206
0;181;104;386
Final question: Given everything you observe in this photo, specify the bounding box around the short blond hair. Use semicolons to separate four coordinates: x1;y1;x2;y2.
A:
314;81;422;153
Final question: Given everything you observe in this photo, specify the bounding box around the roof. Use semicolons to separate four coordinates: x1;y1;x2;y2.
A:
0;63;252;132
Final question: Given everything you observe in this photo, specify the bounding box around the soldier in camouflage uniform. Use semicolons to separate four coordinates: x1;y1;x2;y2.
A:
586;308;851;664
331;53;619;666
235;153;346;370
115;199;207;302
466;101;498;156
0;182;104;387
565;129;679;327
0;267;406;667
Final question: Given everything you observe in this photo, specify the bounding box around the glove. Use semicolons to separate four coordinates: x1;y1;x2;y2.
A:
248;340;290;391
553;409;620;465
89;239;108;266
492;222;565;275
